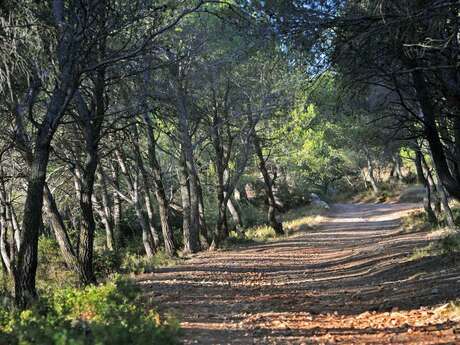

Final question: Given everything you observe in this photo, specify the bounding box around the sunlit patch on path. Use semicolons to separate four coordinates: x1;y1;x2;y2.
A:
139;203;460;344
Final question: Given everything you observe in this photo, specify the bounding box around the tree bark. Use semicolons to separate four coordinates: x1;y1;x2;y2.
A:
420;156;438;224
365;152;379;194
412;69;460;200
97;171;115;251
43;184;81;272
176;83;201;253
414;148;425;185
253;133;283;236
178;156;198;253
227;197;243;231
0;205;11;275
115;148;156;257
13;142;50;307
141;114;176;256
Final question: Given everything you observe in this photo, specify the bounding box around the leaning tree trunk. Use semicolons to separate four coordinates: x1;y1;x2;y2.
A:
144;192;161;248
426;154;456;228
134;185;156;258
13;142;50;308
97;171;115;251
365;153;379;194
142;114;177;256
253;133;283;236
414;147;425;185
227;198;243;232
420;157;438;224
412;69;460;200
141;59;176;256
132;129;161;249
0;205;11;275
436;180;456;228
115;148;156;257
43;184;81;273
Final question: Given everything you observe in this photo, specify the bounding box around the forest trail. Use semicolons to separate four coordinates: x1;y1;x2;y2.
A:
139;203;460;344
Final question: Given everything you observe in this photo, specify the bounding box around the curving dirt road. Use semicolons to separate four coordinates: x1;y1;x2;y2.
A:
139;203;460;344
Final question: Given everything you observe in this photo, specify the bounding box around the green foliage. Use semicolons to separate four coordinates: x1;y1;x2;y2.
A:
401;210;434;234
410;234;460;261
398;185;425;203
439;234;460;256
224;225;278;248
245;225;279;241
409;243;436;261
0;277;179;345
36;238;77;290
93;250;123;278
121;250;180;275
239;202;267;228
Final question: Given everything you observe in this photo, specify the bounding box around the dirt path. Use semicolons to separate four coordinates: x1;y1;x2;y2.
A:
139;203;460;344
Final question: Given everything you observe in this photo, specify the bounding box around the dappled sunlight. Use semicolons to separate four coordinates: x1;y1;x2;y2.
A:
139;203;460;344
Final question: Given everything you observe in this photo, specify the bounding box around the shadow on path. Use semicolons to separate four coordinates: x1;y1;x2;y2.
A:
138;202;460;344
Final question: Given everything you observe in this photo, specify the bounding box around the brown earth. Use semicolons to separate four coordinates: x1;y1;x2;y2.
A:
139;203;460;344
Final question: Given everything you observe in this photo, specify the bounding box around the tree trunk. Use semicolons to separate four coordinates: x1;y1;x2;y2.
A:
141;114;176;256
110;160;122;243
144;192;161;248
0;205;11;275
13;143;49;308
366;153;379;194
97;171;115;251
131;127;162;250
78;157;98;285
253;133;283;235
178;157;198;253
393;154;403;181
227;198;243;232
176;84;201;253
420;156;438;224
196;175;209;247
43;184;81;273
414;148;425;185
412;69;460;200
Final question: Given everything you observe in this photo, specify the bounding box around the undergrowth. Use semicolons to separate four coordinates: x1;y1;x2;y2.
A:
0;277;179;345
224;203;328;248
410;233;460;261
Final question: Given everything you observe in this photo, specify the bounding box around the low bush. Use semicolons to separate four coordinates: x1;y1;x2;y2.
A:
410;233;460;261
37;237;77;290
0;277;179;345
400;210;434;234
121;250;180;275
245;225;279;241
439;234;460;256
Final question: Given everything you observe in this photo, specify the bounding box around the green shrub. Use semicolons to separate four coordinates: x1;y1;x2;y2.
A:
410;233;460;261
223;231;258;248
439;234;460;256
240;202;266;228
245;225;278;241
121;251;180;275
0;277;179;345
400;210;435;234
93;249;123;278
37;237;77;289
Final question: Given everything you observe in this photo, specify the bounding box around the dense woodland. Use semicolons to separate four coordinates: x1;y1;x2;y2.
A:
0;1;460;344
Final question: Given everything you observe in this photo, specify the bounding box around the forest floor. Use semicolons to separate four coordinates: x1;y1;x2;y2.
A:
139;203;460;344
